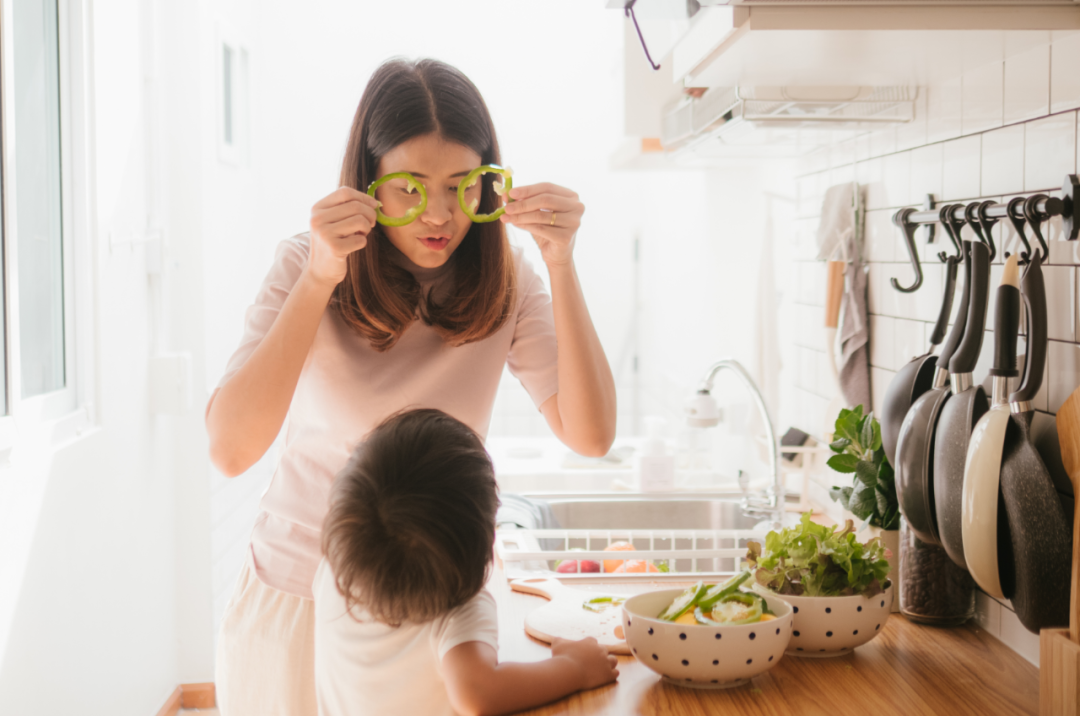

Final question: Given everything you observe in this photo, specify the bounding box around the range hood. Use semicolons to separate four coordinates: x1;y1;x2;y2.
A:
661;85;915;158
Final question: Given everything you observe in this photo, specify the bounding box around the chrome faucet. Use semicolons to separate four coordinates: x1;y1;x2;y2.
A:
684;358;783;530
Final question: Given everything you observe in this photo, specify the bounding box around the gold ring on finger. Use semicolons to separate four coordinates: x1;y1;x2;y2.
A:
550;212;557;227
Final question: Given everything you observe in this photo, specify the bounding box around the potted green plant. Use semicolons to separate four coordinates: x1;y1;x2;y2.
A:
826;405;900;609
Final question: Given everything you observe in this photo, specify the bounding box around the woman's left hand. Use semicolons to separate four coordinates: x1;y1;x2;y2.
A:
500;183;584;267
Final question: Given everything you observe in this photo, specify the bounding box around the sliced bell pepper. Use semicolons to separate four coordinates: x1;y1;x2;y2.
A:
697;570;752;610
367;172;427;227
457;164;513;223
658;581;707;622
582;595;625;613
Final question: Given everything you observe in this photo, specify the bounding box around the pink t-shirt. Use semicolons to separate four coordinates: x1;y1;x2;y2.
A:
218;234;559;599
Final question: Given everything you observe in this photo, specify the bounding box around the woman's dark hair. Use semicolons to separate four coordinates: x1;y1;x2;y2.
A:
321;409;499;625
334;58;517;351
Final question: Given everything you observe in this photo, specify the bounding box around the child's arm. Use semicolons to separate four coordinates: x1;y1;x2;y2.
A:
440;636;618;716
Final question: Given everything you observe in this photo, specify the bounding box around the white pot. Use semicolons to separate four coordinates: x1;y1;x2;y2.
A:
865;526;900;613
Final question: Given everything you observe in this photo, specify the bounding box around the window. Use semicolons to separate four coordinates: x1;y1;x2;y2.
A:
0;0;85;438
13;0;66;402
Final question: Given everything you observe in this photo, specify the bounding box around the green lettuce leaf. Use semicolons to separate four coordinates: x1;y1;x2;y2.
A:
746;512;891;598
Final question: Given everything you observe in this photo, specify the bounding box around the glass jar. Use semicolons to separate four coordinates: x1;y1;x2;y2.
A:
898;517;975;625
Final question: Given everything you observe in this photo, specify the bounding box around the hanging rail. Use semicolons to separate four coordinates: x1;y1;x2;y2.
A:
891;174;1078;293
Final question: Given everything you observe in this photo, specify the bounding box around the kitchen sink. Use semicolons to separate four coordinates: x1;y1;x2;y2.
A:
497;493;766;577
534;493;761;531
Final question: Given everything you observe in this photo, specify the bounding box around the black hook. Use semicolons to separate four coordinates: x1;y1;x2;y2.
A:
891;207;923;293
1023;194;1050;260
937;204;964;263
975;199;999;262
1005;196;1031;264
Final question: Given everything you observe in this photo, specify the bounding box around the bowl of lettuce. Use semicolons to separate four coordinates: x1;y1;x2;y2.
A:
746;513;893;657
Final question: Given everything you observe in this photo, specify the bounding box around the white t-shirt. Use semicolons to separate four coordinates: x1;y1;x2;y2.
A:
313;558;500;716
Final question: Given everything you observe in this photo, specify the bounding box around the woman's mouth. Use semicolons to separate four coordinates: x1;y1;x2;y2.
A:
418;236;451;251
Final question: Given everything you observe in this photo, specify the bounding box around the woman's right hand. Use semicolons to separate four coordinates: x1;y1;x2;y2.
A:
307;186;380;287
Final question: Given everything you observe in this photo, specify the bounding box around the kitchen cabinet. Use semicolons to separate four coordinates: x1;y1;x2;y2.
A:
674;6;1080;87
616;4;1080;167
491;562;1040;714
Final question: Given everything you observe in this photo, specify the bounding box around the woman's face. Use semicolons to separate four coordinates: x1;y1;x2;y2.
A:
374;133;482;269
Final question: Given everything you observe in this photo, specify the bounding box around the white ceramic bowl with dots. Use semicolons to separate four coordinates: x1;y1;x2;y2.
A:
753;584;894;657
620;589;793;689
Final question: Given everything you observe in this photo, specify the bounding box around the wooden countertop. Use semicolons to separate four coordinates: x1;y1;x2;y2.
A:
489;568;1039;716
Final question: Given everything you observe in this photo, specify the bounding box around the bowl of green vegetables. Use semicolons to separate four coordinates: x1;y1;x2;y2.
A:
747;513;893;657
620;572;793;689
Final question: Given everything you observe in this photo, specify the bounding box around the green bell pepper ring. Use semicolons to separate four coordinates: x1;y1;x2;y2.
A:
719;592;756;606
457;165;513;223
367;172;428;227
697;570;752;610
657;581;708;622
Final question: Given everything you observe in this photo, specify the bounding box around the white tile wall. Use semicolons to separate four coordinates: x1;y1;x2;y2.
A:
779;36;1078;666
1004;43;1050;125
982;124;1026;197
1050;33;1080;114
927;77;963;144
943;135;982;200
1024;112;1077;192
962;61;1004;136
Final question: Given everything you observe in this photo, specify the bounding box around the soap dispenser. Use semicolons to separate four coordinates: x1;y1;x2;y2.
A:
636;416;676;492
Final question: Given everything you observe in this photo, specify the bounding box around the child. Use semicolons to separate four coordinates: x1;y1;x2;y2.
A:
314;409;618;716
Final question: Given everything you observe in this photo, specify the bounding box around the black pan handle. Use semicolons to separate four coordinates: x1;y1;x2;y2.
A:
937;242;972;371
949;241;990;374
1011;251;1047;404
928;255;960;346
990;262;1020;377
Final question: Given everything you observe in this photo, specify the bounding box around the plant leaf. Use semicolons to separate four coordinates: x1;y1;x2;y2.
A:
871;418;882;452
875;484;892;516
848;486;877;519
827;454;859;474
855;460;878;491
830;486;854;510
860;414;874;450
829;438;851;454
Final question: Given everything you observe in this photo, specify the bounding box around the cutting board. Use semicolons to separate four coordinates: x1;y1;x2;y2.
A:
511;578;642;654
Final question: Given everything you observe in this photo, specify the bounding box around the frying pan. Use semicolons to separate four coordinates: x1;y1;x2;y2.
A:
895;242;973;545
934;240;992;570
961;254;1021;599
998;251;1072;632
881;254;960;467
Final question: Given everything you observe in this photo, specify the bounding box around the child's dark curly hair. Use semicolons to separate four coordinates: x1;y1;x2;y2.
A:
321;409;498;624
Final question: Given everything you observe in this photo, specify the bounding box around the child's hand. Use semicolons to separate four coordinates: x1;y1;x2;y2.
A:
550;637;619;691
499;183;584;268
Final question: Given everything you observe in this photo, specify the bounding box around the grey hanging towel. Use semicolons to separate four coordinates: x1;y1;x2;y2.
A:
839;253;871;410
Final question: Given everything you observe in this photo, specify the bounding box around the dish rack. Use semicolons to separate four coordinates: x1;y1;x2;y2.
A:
495;527;767;582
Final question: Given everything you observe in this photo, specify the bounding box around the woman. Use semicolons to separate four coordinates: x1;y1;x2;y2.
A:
205;57;615;716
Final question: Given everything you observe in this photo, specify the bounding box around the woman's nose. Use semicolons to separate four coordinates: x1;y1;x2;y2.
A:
421;192;455;226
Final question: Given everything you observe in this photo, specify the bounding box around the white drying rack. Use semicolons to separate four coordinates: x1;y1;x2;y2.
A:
495;527;767;582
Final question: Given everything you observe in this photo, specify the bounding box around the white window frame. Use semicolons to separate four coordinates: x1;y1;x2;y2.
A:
0;0;95;461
